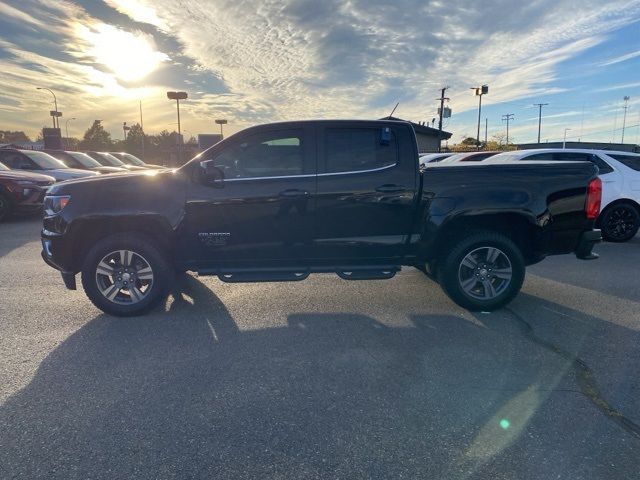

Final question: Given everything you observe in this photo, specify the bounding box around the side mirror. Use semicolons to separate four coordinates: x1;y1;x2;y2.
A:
199;159;224;186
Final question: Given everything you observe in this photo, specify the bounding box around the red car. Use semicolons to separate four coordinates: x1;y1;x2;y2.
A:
0;161;55;222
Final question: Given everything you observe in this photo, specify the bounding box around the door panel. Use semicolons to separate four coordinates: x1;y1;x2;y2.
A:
182;127;316;267
313;125;418;261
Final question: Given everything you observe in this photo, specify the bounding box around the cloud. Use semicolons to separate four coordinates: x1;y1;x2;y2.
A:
599;49;640;66
102;0;640;124
595;81;640;92
1;0;640;141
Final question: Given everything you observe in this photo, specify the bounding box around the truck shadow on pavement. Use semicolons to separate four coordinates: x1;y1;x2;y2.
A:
1;275;639;479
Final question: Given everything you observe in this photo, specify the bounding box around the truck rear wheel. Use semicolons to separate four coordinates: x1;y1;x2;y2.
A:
81;233;172;317
438;231;525;311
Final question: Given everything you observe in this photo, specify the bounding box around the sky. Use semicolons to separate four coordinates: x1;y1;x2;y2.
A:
0;0;639;145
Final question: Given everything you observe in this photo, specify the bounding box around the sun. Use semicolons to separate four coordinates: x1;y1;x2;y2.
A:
80;23;168;82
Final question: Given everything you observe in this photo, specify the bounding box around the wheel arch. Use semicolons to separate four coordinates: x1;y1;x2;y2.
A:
68;214;176;272
596;198;640;227
428;212;541;266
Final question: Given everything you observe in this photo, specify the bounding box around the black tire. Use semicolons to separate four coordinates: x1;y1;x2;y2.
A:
437;231;525;311
0;193;12;223
81;233;172;317
600;203;640;243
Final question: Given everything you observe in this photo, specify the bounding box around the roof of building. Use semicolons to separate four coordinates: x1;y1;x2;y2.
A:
379;116;452;140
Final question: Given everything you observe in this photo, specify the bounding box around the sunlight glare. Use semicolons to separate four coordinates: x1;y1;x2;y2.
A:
80;23;167;82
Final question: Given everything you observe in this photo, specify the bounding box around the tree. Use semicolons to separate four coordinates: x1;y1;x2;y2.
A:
78;120;112;151
122;123;145;156
63;137;80;151
460;137;477;146
0;130;31;143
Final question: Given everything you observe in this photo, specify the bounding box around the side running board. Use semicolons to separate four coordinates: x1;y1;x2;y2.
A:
198;266;401;283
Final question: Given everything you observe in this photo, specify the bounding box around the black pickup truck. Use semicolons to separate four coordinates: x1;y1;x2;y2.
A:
41;120;602;316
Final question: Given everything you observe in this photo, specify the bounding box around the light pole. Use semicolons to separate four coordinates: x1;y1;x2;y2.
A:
502;114;514;145
563;128;571;149
621;96;630;143
534;103;548;144
215;119;228;138
123;122;130;141
167;91;188;164
36;87;59;128
471;85;488;150
65;117;76;149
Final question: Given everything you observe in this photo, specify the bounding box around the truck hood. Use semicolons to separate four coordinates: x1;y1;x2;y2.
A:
35;168;100;182
47;169;174;195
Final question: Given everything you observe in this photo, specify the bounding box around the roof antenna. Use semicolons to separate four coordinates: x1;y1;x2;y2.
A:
388;102;399;118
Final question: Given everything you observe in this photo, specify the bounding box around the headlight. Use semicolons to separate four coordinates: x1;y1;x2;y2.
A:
44;195;71;215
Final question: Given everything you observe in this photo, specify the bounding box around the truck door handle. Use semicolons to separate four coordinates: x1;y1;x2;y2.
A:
375;184;407;193
279;189;310;198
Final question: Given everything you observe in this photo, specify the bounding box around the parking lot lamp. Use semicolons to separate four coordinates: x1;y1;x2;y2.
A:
471;85;488;150
37;87;59;128
167;91;188;163
215;119;228;139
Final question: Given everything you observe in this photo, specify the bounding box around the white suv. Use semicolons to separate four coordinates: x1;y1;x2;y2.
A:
490;149;640;242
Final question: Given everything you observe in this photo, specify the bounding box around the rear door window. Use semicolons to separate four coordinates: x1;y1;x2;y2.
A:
524;152;555;161
608;154;640;171
324;128;398;174
553;152;614;174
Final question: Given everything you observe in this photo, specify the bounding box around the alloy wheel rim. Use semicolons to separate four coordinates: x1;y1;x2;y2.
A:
458;246;512;300
606;207;636;239
95;249;154;305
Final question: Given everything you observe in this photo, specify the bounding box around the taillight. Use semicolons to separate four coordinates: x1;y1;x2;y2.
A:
585;177;602;220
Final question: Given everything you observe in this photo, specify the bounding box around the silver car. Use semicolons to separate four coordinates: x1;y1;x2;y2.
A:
0;149;99;182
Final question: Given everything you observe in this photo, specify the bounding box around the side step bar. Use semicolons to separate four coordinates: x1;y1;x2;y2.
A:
198;266;401;283
337;266;399;280
219;271;309;283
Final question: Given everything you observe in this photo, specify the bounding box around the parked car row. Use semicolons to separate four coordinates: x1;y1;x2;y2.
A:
0;147;162;222
424;148;640;242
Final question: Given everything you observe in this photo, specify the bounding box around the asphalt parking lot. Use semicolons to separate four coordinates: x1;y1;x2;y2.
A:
0;217;639;480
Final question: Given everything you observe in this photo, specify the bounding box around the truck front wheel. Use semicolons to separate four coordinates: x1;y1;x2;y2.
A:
438;231;525;311
81;233;172;317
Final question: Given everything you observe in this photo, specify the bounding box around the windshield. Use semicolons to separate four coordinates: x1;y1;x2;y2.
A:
67;152;102;168
92;152;125;167
438;153;471;164
489;153;522;162
23;151;67;169
118;153;145;166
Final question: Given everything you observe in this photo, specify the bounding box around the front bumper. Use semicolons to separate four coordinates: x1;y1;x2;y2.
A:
41;229;77;289
575;229;601;260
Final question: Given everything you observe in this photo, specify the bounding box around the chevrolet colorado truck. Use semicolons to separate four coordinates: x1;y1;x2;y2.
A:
41;120;602;316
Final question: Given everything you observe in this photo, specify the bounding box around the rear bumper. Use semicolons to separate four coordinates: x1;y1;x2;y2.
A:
575;229;601;260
